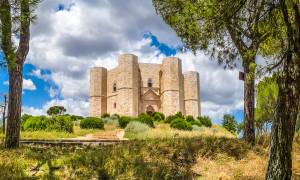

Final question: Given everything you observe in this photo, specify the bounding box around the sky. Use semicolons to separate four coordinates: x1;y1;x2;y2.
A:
0;0;246;124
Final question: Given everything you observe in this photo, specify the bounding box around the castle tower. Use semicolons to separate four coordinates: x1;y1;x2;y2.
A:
160;57;185;116
89;67;107;117
117;54;140;116
184;71;201;117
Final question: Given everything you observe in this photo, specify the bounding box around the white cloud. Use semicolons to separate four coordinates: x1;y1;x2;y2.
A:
23;98;88;116
30;69;51;81
23;79;37;91
24;0;245;120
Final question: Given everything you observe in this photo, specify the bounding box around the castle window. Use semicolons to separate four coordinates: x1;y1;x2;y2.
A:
113;83;117;92
148;79;153;88
114;102;116;108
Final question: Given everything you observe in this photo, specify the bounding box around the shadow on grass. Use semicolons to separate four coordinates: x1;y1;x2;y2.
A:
0;136;251;179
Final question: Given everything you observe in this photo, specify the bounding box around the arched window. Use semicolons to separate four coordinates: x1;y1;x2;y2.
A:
114;102;117;108
113;83;117;92
147;79;153;88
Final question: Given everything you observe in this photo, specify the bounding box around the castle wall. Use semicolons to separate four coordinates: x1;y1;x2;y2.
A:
89;67;107;117
117;54;140;116
184;71;200;117
107;68;119;115
139;63;161;113
160;57;185;116
89;54;201;118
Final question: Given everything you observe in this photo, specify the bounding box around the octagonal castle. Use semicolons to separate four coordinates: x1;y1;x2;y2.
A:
89;54;201;117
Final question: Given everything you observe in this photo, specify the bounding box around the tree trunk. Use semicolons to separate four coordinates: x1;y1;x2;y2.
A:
265;55;300;180
243;59;256;146
5;64;23;148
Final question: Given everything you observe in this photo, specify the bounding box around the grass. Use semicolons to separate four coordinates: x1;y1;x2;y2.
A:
0;122;299;179
125;122;235;140
0;136;251;179
0;126;105;141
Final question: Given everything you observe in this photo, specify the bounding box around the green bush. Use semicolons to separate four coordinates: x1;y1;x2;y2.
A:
118;116;135;128
165;112;184;123
152;112;165;121
190;120;202;127
80;117;104;129
197;116;212;127
170;118;192;131
22;115;73;133
101;113;110;118
137;113;155;127
125;121;150;133
69;115;84;121
185;115;195;122
222;114;238;134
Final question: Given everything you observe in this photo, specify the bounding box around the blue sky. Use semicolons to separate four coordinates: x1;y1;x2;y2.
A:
0;0;244;124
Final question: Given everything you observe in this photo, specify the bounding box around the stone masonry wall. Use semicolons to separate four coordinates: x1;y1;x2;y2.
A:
184;71;200;117
89;53;201;118
89;67;107;117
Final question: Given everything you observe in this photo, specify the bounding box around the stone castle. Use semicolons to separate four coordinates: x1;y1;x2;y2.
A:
89;54;201;117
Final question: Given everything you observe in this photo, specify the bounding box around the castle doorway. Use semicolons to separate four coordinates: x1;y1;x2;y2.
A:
146;105;155;115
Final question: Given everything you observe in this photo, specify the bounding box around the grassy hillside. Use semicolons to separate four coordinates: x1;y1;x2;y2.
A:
0;135;299;179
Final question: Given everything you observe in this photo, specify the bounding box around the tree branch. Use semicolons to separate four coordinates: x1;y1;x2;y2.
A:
0;0;14;64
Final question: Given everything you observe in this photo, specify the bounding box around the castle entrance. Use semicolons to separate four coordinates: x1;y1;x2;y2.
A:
146;105;155;115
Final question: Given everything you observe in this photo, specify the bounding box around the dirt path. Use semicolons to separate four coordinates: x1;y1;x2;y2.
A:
72;130;126;141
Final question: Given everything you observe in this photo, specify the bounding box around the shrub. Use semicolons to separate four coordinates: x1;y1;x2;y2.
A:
185;115;195;122
125;121;150;133
165;112;184;123
48;116;74;133
80;117;104;129
190;120;202;127
170;118;192;131
153;112;165;121
197;116;212;127
118;116;135;128
22;116;47;131
22;115;73;133
222;114;238;134
101;113;110;118
69;115;84;121
111;114;120;119
137;113;155;127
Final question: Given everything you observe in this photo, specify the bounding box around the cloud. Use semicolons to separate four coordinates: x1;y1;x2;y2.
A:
24;0;245;120
23;98;88;116
23;79;37;91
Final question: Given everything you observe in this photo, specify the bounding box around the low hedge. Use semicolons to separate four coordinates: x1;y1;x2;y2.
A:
137;113;154;128
170;118;192;131
152;112;165;121
22;115;73;133
119;116;135;128
197;116;212;127
80;117;104;129
165;112;184;123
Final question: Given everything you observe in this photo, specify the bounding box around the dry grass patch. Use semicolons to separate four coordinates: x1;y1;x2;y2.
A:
193;151;267;180
125;123;234;139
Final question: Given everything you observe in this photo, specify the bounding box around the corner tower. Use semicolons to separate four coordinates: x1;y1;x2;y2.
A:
160;57;185;116
184;71;200;117
117;54;140;116
89;67;107;117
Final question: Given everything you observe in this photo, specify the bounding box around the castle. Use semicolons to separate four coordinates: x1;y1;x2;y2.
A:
89;54;201;117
